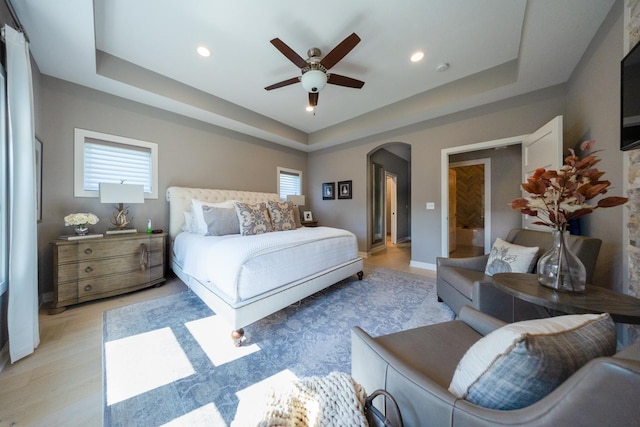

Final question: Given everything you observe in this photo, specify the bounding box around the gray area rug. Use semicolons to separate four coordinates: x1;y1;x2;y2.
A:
102;267;454;426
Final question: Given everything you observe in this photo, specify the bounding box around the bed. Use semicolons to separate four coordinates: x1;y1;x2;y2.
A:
166;186;363;345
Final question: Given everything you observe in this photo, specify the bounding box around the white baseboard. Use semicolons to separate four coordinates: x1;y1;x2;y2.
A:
409;260;437;271
358;251;369;259
0;342;9;373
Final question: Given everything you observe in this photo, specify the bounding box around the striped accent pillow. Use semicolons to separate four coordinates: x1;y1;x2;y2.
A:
448;313;616;410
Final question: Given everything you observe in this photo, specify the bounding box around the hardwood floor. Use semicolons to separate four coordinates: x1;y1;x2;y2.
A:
0;239;431;427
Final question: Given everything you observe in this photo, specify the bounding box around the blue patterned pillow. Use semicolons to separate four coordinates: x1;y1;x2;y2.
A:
234;201;274;236
449;313;616;410
267;200;298;231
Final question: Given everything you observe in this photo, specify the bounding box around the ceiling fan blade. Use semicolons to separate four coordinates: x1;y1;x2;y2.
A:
265;77;300;91
270;38;308;69
327;74;365;89
320;32;361;70
309;92;319;107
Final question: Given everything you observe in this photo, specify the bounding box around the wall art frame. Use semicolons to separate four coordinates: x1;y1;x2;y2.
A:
338;180;352;199
322;182;335;200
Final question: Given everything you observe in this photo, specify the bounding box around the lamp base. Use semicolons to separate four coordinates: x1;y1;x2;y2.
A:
105;228;138;235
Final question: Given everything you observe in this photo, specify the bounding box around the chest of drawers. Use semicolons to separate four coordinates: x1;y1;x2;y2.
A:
50;232;166;314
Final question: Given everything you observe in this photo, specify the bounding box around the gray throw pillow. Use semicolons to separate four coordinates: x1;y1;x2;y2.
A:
202;206;240;236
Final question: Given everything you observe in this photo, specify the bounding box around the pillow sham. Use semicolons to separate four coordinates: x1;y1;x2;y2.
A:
202;206;240;236
182;211;197;233
267;200;298;231
448;313;616;410
234;201;274;236
484;238;538;276
191;199;235;235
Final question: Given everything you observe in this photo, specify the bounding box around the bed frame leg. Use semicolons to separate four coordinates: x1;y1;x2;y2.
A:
231;328;245;347
357;271;363;280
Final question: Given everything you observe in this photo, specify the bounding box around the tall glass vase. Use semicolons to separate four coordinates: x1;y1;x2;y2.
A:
537;229;586;292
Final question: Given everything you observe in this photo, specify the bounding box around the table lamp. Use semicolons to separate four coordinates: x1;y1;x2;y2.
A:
99;182;144;234
287;195;306;220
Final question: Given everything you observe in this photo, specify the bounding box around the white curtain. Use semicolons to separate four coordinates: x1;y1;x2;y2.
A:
4;25;39;362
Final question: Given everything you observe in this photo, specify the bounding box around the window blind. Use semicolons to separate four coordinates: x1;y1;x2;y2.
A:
279;170;301;200
84;139;152;192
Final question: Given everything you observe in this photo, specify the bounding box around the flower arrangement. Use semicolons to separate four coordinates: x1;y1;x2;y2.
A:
64;212;99;227
511;140;628;230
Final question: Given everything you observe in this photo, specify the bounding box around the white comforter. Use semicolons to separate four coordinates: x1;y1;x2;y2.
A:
174;227;358;303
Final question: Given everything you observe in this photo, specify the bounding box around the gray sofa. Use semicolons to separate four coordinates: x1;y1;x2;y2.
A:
351;305;640;427
436;228;602;322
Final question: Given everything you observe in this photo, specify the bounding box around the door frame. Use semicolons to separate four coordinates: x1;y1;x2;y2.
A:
440;134;528;257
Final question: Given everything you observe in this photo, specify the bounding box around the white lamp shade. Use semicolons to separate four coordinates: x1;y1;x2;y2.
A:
287;195;305;206
99;183;145;204
300;70;327;93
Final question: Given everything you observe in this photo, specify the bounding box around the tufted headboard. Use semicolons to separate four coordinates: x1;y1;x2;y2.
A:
165;186;280;240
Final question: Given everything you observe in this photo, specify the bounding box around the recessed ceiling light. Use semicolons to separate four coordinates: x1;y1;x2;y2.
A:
197;46;211;57
410;51;424;63
306;105;314;112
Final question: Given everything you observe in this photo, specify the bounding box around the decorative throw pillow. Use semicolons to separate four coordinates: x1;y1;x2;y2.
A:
191;199;235;235
484;238;538;276
202;206;240;236
234;201;274;235
448;313;616;410
267;200;298;231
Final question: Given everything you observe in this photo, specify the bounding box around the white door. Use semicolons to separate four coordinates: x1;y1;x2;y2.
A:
521;116;563;230
448;169;457;253
388;174;397;244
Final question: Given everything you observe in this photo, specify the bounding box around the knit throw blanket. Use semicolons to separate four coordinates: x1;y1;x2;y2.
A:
256;372;368;427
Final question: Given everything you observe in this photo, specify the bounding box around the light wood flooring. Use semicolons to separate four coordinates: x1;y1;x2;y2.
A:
0;239;433;427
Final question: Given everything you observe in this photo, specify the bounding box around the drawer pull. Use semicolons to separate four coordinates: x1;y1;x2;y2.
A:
84;285;92;292
85;266;93;273
84;248;93;255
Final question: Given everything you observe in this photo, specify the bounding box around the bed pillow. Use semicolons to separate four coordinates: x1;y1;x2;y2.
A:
191;199;235;235
234;201;274;235
267;200;299;231
484;238;538;276
448;313;616;410
202;206;240;236
182;211;197;233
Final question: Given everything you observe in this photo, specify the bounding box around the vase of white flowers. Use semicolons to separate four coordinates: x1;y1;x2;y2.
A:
64;212;99;236
511;141;627;292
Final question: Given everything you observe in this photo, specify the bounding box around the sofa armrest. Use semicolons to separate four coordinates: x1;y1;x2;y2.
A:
437;255;490;272
458;305;506;336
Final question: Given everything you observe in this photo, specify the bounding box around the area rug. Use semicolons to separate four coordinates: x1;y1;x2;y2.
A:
102;267;454;426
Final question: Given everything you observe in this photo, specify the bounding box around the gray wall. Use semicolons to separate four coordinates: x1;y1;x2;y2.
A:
565;0;625;291
36;76;307;295
309;87;565;264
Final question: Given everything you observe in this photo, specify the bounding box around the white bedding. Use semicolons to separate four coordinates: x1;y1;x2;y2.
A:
173;226;358;304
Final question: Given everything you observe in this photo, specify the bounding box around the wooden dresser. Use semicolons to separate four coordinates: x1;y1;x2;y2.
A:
50;232;166;314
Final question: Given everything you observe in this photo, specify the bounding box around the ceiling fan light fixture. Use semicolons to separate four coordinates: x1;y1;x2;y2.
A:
301;69;327;93
305;105;314;112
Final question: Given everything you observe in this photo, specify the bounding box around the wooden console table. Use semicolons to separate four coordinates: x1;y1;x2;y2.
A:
492;273;640;324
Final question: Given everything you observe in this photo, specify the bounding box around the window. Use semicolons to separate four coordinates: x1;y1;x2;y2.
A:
74;129;158;198
277;167;302;201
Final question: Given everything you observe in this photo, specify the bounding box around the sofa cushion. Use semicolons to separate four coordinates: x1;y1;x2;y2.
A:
438;267;490;299
484;238;538;276
448;313;616;410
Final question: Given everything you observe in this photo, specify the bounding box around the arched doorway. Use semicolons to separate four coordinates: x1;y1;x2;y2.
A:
367;143;411;254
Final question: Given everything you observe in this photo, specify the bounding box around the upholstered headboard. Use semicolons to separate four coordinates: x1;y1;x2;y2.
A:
165;186;280;240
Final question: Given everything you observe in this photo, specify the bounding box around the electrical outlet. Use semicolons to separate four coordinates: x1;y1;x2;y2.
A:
426;202;435;210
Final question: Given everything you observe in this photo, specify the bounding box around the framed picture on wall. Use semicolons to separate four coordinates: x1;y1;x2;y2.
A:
338;180;352;199
322;182;335;200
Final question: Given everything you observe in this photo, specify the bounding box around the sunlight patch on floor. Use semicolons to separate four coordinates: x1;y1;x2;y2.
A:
105;327;195;406
185;315;260;366
231;369;299;426
160;403;226;426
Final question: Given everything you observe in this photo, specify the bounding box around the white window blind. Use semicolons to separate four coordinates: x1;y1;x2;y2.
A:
84;139;152;192
278;168;301;201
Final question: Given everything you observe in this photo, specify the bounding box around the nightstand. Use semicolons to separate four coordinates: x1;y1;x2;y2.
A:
50;232;166;314
301;221;318;227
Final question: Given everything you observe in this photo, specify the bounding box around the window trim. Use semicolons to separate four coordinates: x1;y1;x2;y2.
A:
277;166;302;201
73;128;158;199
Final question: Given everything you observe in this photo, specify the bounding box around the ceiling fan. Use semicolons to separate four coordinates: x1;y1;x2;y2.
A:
264;32;365;108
